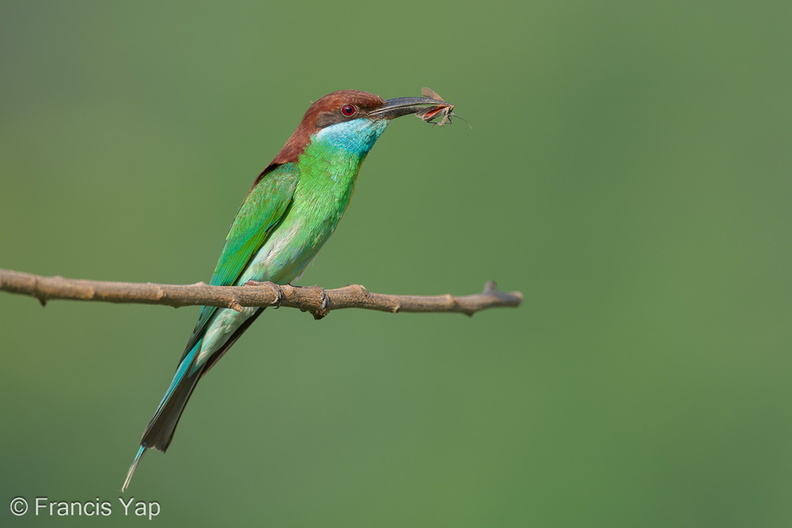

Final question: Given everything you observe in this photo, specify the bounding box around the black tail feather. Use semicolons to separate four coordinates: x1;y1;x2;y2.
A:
141;365;205;452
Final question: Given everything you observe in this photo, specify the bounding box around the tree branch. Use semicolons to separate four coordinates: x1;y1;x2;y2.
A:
0;268;522;319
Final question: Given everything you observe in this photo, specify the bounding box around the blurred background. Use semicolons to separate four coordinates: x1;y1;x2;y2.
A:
1;1;790;526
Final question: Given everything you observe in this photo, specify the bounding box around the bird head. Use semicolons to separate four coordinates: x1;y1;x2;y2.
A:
270;89;452;166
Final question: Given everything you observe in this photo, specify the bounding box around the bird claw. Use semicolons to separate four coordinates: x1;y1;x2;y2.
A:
244;280;283;308
308;285;329;320
267;282;284;308
320;290;329;312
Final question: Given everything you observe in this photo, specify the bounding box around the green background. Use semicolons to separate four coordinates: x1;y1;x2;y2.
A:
1;1;790;526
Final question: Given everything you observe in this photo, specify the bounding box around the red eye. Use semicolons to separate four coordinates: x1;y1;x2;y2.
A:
341;104;356;116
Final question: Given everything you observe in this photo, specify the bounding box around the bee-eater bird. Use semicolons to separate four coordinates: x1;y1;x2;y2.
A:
122;89;453;491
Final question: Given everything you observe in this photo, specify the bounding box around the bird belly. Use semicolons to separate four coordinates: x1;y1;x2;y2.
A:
197;214;336;362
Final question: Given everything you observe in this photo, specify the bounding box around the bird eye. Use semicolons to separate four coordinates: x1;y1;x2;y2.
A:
341;104;356;117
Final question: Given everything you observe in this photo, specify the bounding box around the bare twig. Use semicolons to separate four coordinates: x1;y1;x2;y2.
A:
0;268;522;319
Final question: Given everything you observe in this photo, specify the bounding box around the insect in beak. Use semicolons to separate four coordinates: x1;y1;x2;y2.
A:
416;87;459;127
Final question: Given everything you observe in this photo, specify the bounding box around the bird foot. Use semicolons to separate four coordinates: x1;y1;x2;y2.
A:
244;280;283;308
304;285;329;320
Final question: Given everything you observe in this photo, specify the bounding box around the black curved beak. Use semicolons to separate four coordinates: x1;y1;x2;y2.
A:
370;96;454;120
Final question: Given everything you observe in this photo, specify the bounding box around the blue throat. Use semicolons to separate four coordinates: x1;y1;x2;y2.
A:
313;118;390;158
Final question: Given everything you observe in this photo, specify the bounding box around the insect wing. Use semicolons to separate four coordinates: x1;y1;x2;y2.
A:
421;87;444;102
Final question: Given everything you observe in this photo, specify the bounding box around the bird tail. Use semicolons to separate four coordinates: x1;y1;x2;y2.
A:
122;446;146;492
141;344;204;452
122;344;204;491
121;308;265;491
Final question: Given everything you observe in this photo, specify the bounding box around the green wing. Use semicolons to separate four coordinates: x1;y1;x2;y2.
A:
209;164;297;288
182;163;298;358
